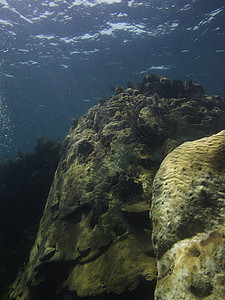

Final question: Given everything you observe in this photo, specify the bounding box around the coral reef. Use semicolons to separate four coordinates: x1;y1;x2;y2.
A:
2;74;225;300
151;130;225;299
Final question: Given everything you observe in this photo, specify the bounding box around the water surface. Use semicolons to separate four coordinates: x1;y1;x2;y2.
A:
0;0;225;157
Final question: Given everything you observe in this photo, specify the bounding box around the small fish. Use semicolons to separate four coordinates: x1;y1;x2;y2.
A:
3;73;14;78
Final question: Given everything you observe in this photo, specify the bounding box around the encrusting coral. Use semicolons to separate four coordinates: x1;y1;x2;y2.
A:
151;130;225;299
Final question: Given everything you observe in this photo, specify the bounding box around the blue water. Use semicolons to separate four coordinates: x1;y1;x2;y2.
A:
0;0;225;158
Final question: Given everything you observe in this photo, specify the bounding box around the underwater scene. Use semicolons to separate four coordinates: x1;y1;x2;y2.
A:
0;0;225;299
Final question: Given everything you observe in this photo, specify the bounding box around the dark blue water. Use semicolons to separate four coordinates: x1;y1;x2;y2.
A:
0;0;225;158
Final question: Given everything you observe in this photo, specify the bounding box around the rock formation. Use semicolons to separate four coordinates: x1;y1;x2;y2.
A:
5;75;225;299
151;130;225;299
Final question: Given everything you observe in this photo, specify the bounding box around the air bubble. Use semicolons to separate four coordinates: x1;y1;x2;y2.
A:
0;89;14;157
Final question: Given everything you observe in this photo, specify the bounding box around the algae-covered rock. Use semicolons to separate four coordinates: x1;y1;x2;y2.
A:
151;130;225;299
6;75;225;300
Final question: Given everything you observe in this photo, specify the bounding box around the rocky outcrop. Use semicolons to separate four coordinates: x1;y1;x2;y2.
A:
6;75;225;300
151;130;225;299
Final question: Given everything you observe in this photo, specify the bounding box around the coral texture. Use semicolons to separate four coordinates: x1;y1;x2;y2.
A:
151;130;225;299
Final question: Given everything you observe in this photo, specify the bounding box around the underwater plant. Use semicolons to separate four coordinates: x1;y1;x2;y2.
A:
0;136;61;294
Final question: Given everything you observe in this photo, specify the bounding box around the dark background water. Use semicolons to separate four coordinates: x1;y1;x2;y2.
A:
0;0;225;158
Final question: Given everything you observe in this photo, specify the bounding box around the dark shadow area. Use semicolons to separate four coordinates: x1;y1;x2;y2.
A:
28;278;156;300
0;136;61;294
